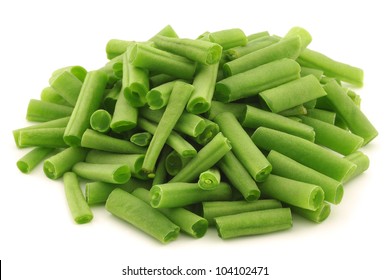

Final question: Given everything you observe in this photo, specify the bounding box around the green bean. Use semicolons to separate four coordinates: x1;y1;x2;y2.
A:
129;43;197;80
202;199;282;226
26;99;73;122
18;128;67;148
165;150;191;176
130;132;152;147
192;119;220;145
146;80;176;110
150;182;232;208
81;129;146;154
247;31;270;42
148;24;178;41
258;174;324;210
240;105;315;141
64;70;108;146
152;146;171;185
300;116;364;155
63;172;93;224
105;188;180;244
214;112;271;182
223;37;301;76
90;109;112;133
225;36;279;60
43;147;88;179
49;69;84;106
259;75;327;113
187;63;219;114
251;127;357;182
40;87;72;106
306;108;336;124
105;39;135;59
323;80;378;145
207;28;247;49
152;35;222;65
99;56;122;87
103;81;121;113
206;101;246;121
278;104;307;117
72;162;131;184
300;66;323;80
123;62;150;108
133;188;208;238
215;58;301;102
218;151;260;201
344;151;370;183
215;208;292;239
267;150;344;204
289;202;331;223
16;147;54;174
198;168;221;190
142;81;194;176
284;26;312;52
169;132;231;183
149;73;176;88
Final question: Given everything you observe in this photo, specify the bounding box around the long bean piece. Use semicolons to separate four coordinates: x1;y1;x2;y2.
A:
17;147;54;174
72;162;131;184
26;99;73;122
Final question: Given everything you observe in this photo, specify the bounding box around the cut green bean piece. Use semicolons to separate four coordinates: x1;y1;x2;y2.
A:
123;62;149;108
81;129;146;154
146;80;176;110
300;116;363;155
284;26;312;53
18;128;67;148
206;101;246;121
223;37;301;76
152;146;171;185
49;70;84;106
300;67;323;80
103;81;121;113
215;112;271;182
43;147;88;179
99;55;122;87
208;28;247;50
130;132;152;147
64;70;108;146
258;174;324;210
72;162;130;184
251;127;357;182
187;63;218;114
148;24;178;41
140;107;206;137
17;147;54;174
215;208;292;239
323;80;378;145
90;109;112;133
63;172;93;224
215;58;301;102
198;168;221;190
142;81;194;176
259;75;327;113
138;118;196;158
26;99;73;122
297;48;364;87
344;151;370;183
306;108;336;124
170;132;231;183
133;188;208;238
152;35;222;65
289;202;331;223
130;43;197;80
240;105;315;141
165;150;191;176
149;73;176;88
193;119;220;145
202;199;282;226
247;31;270;41
40;87;72;106
106;188;180;244
225;36;279;60
267;150;344;204
106;39;135;59
150;182;232;208
85;178;151;205
218;151;260;201
278;104;307;117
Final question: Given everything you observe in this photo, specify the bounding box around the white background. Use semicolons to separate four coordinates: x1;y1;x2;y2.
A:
1;0;389;279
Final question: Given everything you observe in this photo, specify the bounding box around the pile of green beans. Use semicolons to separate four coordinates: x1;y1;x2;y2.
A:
13;25;377;243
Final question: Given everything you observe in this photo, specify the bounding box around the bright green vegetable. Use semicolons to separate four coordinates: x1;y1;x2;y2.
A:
152;146;171;185
105;39;135;59
72;162;131;184
218;151;260;201
225;36;279;60
206;101;246;121
106;188;180;244
165;150;191;176
251;127;357;182
43;147;88;179
142;81;194;176
81;129;146;154
169;132;231;183
247;31;270;42
215;58;301;102
215;112;271;182
130;132;152;147
192;119;220;145
198;168;221;190
63;172;93;224
289;202;331;223
240;105;315;141
323;80;378;145
283;26;312;52
258;174;324;210
64;70;108;146
223;37;301;76
18;128;67;148
202;199;282;226
102;81;121;113
145;80;176;110
344;151;370;183
150;182;232;208
26;99;73;122
278;104;307;117
215;208;292;239
306;108;336;124
267;150;344;204
149;74;176;88
129;43;197;80
207;28;247;49
40;87;72;106
90;109;112;133
300;67;323;80
148;24;179;41
133;188;208;238
259;75;327;113
17;147;54;174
